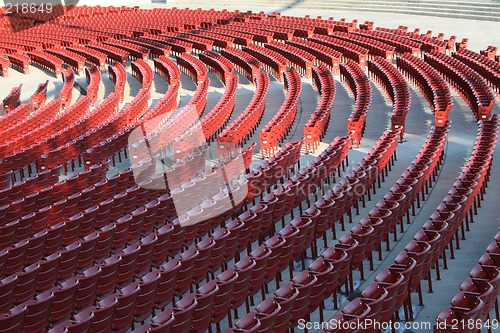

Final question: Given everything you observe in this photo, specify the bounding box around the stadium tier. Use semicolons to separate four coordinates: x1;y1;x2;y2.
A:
0;3;499;333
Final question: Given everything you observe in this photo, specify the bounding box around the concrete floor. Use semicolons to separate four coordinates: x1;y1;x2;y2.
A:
1;4;499;333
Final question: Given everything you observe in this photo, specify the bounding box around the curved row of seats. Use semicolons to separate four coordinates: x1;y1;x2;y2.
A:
6;52;30;74
375;26;449;54
480;45;498;60
264;40;315;78
85;64;101;106
260;68;302;158
397;53;453;126
27;51;63;78
264;12;357;34
173;74;238;159
131;59;154;90
0;99;62;157
103;39;150;61
198;74;238;140
45;48;85;76
143;56;181;127
29;80;49;112
143;34;193;56
423;50;496;121
285;38;341;73
221;22;273;44
229;20;298;41
59;68;75;109
123;37;171;59
108;63;127;103
208;27;255;47
310;34;369;67
332;115;497;332
175;52;208;84
332;31;395;61
218;71;269;151
87;43;128;67
354;28;422;56
153;55;181;86
367;56;411;140
340;60;372;148
186;30;235;50
454;48;500;95
304;64;336;153
160;32;214;54
242;44;287;81
220;48;261;83
198;50;235;84
68;46;107;71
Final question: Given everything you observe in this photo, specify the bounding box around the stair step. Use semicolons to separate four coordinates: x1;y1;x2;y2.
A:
171;0;500;22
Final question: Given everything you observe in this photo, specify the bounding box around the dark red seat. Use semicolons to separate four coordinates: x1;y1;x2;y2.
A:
0;274;17;313
193;237;215;284
135;270;161;323
0;304;26;333
233;312;261;333
48;309;93;333
213;268;239;324
36;252;61;292
232;256;256;312
149;308;175;332
117;243;140;287
192;280;219;333
290;271;318;326
14;263;40;304
24;290;53;333
156;259;181;310
87;296;118;333
74;266;101;310
172;293;198;332
113;282;140;333
255;297;281;333
248;245;272;297
49;276;79;324
175;247;199;296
